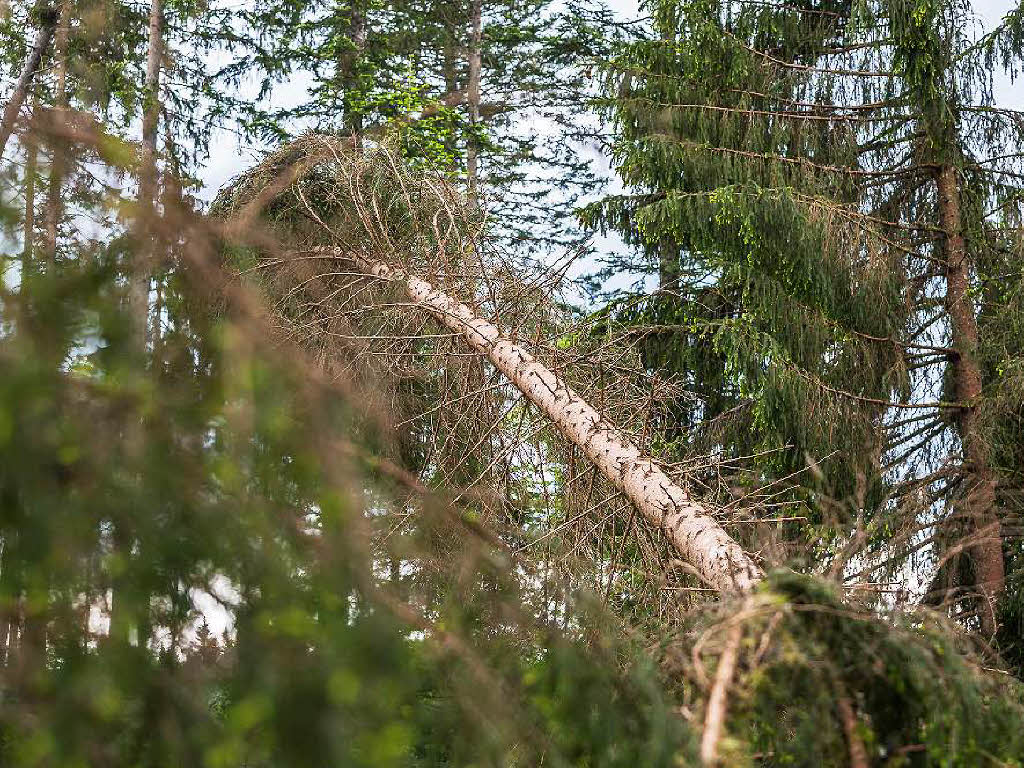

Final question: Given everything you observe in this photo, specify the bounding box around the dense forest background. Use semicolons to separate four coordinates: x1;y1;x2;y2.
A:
1;0;1024;764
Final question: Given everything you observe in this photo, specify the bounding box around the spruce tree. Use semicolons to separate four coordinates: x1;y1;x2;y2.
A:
587;0;1024;637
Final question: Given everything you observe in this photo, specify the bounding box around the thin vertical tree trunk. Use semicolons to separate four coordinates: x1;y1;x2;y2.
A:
0;4;57;158
0;616;9;667
129;0;163;348
465;0;482;199
339;1;366;142
835;684;869;768
332;248;763;593
657;238;680;295
0;536;13;668
110;0;163;649
23;129;37;267
44;0;71;265
936;164;1003;637
442;41;459;158
140;0;162;206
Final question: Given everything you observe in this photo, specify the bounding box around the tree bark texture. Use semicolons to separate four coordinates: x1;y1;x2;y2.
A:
141;0;163;198
335;248;763;593
936;164;1003;636
340;1;367;140
23;126;36;265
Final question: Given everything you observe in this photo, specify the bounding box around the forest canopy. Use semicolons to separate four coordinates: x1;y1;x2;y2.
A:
1;0;1023;765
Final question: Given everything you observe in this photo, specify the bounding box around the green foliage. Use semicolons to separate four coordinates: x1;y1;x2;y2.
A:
587;0;1024;611
227;0;612;251
0;135;695;767
696;572;1024;766
3;1;1024;764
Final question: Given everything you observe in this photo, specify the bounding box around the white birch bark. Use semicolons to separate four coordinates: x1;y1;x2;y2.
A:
333;248;763;593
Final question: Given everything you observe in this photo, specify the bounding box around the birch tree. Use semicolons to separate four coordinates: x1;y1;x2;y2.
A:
213;137;763;596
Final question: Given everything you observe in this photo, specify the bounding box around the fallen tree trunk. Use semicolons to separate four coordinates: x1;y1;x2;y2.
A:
325;247;763;594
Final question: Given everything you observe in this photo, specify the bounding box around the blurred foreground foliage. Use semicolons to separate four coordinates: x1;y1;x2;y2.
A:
702;572;1024;767
0;183;692;766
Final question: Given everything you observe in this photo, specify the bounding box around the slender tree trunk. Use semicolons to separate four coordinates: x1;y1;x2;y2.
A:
657;238;680;294
0;536;14;667
44;0;71;265
465;0;482;199
109;0;163;649
0;4;57;158
129;0;163;350
340;1;366;142
936;164;1003;636
442;41;459;158
140;0;162;206
835;683;869;768
23;130;37;267
333;248;762;593
0;616;9;667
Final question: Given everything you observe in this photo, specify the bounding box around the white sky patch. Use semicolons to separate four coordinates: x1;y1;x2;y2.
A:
189;575;242;638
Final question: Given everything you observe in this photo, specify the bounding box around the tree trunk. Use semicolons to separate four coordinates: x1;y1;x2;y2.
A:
657;238;680;294
442;41;459;158
44;0;71;265
0;533;14;668
23;129;37;267
130;0;163;348
340;1;366;141
0;5;57;158
0;615;9;667
336;248;763;593
141;0;162;202
465;0;482;199
109;0;163;649
936;164;1003;636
